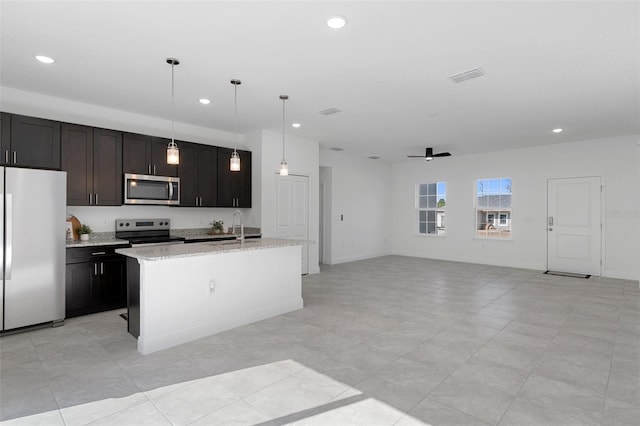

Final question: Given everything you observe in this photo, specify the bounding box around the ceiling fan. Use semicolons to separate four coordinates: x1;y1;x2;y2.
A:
407;147;452;161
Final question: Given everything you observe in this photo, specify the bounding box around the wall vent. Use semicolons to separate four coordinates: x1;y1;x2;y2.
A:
330;147;344;151
449;67;485;83
318;107;342;116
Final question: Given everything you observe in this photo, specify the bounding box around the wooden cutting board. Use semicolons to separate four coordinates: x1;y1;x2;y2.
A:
67;215;81;241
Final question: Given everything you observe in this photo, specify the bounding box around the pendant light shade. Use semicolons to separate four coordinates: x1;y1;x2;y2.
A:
279;95;289;176
166;58;180;165
230;79;242;172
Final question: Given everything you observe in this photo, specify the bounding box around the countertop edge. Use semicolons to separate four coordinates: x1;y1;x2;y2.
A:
116;238;308;261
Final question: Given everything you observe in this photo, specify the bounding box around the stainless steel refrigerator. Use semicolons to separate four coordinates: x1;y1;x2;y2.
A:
1;167;66;332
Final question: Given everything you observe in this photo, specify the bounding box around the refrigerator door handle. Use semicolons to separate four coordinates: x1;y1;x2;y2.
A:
5;194;12;279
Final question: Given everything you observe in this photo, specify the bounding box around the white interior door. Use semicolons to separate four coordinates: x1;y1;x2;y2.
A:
276;175;309;274
547;177;601;275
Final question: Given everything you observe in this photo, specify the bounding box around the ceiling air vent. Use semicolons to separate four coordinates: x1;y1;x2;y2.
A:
368;156;380;160
318;107;342;116
449;67;485;83
330;147;344;151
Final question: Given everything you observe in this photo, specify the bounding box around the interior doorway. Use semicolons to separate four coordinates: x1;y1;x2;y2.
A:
276;174;309;274
547;176;602;275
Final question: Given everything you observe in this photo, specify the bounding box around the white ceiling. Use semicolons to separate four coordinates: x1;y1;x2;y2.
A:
1;1;638;162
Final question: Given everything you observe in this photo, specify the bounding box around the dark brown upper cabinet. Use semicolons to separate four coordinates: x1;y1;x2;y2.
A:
178;142;218;207
2;113;61;169
122;132;178;177
217;148;251;208
62;124;123;206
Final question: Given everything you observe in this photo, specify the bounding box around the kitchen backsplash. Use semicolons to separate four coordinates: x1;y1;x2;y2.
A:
67;205;259;233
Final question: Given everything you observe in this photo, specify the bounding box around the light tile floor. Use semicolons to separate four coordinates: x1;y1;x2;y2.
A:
1;255;639;425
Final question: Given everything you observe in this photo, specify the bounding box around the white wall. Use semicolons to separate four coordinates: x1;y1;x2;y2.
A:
319;149;393;264
391;135;640;281
249;130;320;274
1;87;241;148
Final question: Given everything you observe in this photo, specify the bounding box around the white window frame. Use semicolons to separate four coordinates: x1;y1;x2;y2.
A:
417;182;446;236
475;177;512;239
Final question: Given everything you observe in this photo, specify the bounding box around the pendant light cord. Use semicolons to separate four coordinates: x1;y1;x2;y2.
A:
282;97;286;161
171;62;175;144
234;83;238;152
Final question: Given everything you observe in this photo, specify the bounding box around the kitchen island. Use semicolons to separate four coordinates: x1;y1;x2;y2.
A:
116;238;304;354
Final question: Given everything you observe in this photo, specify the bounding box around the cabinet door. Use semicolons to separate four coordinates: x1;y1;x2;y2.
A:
235;149;252;208
62;124;94;206
65;262;100;317
10;114;61;169
0;113;9;166
99;257;127;309
123;133;151;174
198;145;218;206
216;147;235;207
177;142;198;207
217;148;251;208
93;128;123;206
151;137;178;177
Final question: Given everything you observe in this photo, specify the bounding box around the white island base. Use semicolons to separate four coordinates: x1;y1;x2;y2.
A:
118;240;303;355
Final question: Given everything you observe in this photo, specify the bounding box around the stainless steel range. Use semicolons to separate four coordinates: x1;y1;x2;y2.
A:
115;218;185;247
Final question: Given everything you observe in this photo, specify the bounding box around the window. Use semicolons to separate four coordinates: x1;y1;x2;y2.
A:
476;177;512;238
417;182;446;235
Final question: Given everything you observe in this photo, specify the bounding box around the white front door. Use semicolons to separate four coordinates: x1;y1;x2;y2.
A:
276;175;309;274
547;177;601;275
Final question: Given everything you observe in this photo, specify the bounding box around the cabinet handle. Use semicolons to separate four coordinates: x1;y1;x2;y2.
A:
95;193;99;205
153;165;156;175
148;164;152;175
199;197;202;207
4;150;8;163
94;263;98;276
100;262;104;275
89;193;93;205
91;251;106;255
13;151;17;164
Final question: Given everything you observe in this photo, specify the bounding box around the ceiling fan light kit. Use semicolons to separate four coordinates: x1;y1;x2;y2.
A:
407;147;452;162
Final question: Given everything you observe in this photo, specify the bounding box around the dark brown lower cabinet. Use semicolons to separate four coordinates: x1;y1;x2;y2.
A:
65;245;128;318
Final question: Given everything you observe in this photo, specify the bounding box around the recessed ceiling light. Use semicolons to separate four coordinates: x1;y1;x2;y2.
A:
327;16;347;29
198;98;211;105
35;55;55;64
552;128;563;133
292;123;301;128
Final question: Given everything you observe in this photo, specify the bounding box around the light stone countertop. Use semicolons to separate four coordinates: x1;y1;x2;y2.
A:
66;232;129;248
116;237;307;261
171;227;261;241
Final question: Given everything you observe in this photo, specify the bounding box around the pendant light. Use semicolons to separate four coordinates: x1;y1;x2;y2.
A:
166;58;180;165
279;95;289;176
230;79;242;172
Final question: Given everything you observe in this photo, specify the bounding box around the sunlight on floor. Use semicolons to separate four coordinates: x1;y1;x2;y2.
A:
3;359;430;425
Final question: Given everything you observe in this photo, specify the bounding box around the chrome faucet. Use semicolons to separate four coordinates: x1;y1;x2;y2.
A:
232;209;244;242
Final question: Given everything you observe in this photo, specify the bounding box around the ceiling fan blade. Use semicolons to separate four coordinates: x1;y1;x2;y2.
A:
407;155;426;158
433;152;451;157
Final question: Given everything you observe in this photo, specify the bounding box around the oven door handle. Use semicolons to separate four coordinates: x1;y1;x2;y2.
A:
168;181;174;200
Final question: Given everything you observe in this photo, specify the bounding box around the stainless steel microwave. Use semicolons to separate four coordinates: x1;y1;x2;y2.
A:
124;173;180;205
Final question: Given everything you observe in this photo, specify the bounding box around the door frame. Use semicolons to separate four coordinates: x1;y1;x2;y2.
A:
546;176;603;276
